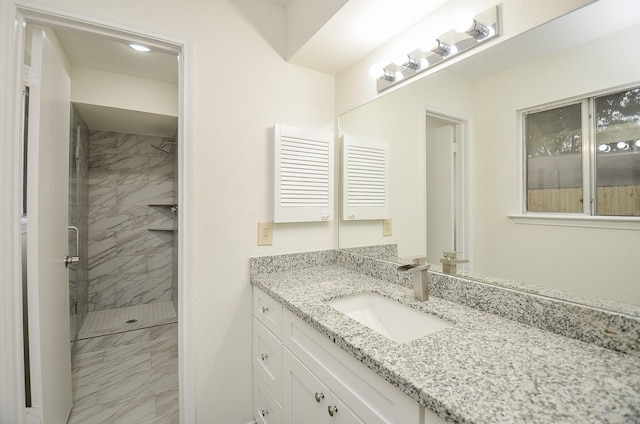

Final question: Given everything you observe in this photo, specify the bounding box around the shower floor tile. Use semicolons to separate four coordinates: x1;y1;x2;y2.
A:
68;322;178;424
79;301;176;339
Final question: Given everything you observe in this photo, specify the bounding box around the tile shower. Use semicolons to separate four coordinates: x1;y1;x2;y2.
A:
68;109;179;422
87;130;176;312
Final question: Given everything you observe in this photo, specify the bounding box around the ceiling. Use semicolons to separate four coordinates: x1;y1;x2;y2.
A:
263;0;449;74
52;27;179;137
55;28;179;84
51;0;447;134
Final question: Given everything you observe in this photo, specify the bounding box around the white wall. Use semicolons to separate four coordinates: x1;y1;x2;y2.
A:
71;66;178;117
472;24;640;303
32;0;335;422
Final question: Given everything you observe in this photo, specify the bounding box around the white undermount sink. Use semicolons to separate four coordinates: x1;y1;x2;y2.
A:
327;293;452;343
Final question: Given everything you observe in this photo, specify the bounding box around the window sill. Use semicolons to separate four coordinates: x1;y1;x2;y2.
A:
508;213;640;230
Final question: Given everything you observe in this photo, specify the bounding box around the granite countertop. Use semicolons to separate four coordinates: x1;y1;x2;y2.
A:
251;264;640;424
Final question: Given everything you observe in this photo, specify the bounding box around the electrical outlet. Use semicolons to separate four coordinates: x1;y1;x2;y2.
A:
383;219;392;236
258;221;273;246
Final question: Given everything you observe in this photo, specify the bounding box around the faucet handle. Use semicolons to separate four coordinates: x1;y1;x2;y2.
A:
443;251;461;260
441;251;468;268
411;256;428;265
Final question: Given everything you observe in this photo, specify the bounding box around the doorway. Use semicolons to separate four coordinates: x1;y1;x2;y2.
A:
425;112;470;267
2;4;193;423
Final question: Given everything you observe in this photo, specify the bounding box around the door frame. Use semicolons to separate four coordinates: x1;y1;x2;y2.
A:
0;2;195;423
423;108;474;271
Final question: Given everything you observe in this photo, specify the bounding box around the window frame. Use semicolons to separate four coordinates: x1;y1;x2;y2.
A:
511;83;640;230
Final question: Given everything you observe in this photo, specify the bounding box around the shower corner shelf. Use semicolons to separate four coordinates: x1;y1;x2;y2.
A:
148;203;177;208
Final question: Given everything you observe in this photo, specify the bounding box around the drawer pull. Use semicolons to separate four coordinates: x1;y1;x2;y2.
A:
261;306;269;313
261;409;269;417
314;392;324;403
260;353;269;361
328;405;338;416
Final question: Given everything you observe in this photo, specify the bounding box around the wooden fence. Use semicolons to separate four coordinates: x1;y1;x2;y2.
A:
527;185;640;215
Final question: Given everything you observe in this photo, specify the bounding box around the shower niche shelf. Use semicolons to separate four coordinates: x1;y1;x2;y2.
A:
148;203;177;231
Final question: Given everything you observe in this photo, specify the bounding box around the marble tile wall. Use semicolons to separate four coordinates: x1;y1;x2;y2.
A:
87;131;176;311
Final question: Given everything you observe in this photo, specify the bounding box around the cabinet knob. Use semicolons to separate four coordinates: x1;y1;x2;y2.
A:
261;306;269;313
261;409;269;417
314;392;324;403
260;353;269;361
328;405;338;416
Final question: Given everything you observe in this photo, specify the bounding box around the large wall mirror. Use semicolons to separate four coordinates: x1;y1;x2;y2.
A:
338;0;640;314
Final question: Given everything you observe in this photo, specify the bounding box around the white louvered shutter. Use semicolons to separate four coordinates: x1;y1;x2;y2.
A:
342;135;390;220
274;124;334;223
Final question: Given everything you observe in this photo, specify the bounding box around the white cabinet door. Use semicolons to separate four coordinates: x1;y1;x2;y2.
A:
326;392;364;424
283;348;327;424
283;348;363;424
25;27;72;424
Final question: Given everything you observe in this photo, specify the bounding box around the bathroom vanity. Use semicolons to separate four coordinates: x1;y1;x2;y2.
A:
253;288;439;423
250;250;640;423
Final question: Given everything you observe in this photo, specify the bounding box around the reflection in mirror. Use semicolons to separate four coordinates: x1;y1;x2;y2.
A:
338;0;640;315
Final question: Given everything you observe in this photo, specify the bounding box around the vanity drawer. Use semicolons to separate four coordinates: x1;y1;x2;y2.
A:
254;370;282;424
254;287;283;338
253;318;282;401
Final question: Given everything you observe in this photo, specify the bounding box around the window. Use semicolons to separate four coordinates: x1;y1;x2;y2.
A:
524;86;640;217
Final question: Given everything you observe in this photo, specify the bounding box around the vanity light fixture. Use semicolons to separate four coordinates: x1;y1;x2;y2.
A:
598;143;611;152
369;65;398;82
372;5;500;92
129;43;151;52
456;18;492;40
394;54;421;70
430;39;455;57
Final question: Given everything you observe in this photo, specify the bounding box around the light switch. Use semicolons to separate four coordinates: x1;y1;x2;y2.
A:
383;219;392;236
258;221;273;246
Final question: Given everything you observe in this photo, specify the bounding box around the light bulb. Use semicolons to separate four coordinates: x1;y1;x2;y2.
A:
393;54;409;67
454;13;475;34
455;14;491;39
635;139;640;148
369;64;385;80
617;141;629;150
598;144;611;152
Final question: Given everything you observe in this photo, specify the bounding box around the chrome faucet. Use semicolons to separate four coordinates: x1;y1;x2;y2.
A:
440;251;468;275
397;257;431;301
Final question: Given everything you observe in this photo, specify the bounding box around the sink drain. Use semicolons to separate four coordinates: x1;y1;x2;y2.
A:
125;319;138;324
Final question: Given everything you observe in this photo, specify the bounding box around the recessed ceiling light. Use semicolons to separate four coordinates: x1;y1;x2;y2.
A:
129;43;151;52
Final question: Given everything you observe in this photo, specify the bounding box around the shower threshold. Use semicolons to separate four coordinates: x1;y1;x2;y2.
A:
78;301;177;340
